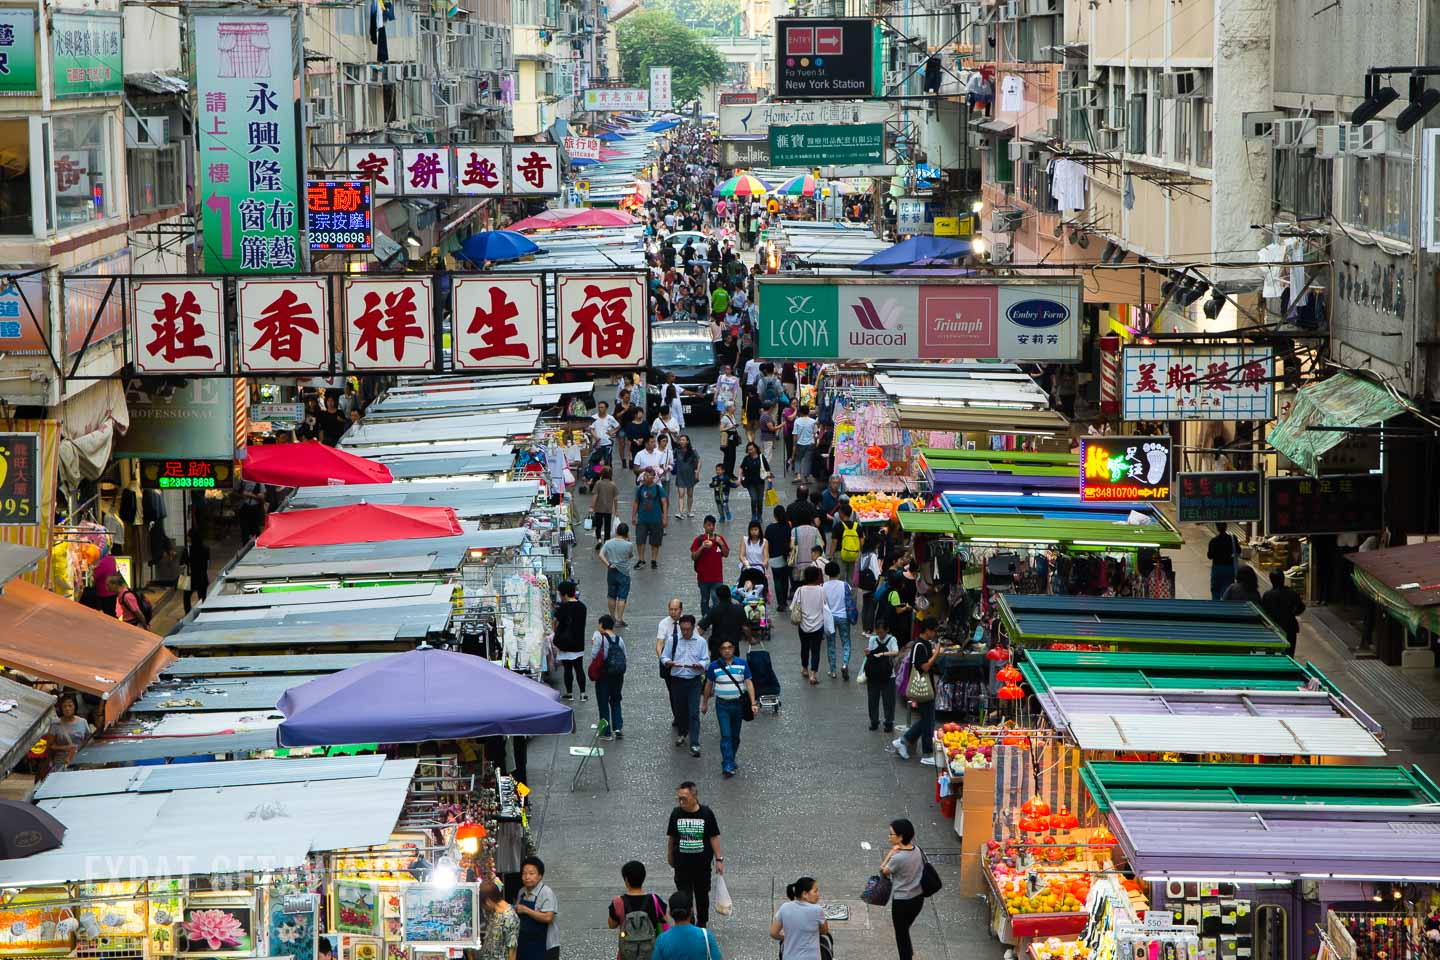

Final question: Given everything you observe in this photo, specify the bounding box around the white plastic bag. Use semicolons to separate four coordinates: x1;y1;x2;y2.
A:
711;871;734;917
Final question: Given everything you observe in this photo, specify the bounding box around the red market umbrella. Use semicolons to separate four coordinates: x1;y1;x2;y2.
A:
599;148;623;160
256;503;462;548
243;441;394;487
508;207;637;232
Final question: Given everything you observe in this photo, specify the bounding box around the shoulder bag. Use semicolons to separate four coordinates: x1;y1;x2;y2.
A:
904;643;935;703
659;622;679;681
917;846;944;898
587;636;608;683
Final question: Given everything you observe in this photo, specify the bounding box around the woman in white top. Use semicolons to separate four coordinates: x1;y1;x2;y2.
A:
654;432;676;499
741;521;768;572
792;566;829;685
651;407;681;442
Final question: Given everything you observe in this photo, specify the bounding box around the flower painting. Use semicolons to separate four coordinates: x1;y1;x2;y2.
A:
339;934;380;960
399;887;478;945
178;907;255;955
332;882;379;937
265;884;316;960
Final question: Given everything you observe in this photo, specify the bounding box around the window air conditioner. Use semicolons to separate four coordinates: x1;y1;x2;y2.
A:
990;242;1013;264
124;116;168;149
992;208;1023;232
1348;120;1387;156
1314;124;1344;159
1270;117;1315;149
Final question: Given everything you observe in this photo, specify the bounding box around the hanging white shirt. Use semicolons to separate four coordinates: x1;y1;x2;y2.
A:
1257;241;1287;299
1049;158;1087;213
1000;75;1025;113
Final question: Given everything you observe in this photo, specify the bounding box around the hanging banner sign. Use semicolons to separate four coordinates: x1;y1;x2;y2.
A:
720;138;770;167
0;10;38;96
1265;474;1383;536
306;179;373;252
556;273;647;369
719;91;759;104
509;144;559;195
0;433;38;525
775;17;876;100
455;145;506;196
649;66;673;112
343;277;435;372
896;197;929;235
770;123;884;166
756;277;1080;362
1079;436;1173;502
452;277;544;371
719;99;891;137
583;87;649;111
51;12;122;97
346;145;399;196
194;13;303;273
1122;344;1275;421
401;146;452;197
562;136;601;161
236;277;331;374
1177;471;1263;523
129;279;227;375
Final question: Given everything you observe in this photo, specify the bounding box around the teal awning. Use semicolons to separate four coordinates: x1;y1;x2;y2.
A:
1268;372;1409;475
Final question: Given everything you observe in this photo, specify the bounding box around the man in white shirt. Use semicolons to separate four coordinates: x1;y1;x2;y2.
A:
662;615;711;757
656;598;687;737
742;357;761;390
791;404;818;482
633;436;667;482
591;401;620;465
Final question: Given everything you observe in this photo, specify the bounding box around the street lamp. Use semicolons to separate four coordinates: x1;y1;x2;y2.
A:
1397;73;1440;132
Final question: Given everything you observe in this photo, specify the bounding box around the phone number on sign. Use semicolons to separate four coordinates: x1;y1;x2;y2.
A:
0;497;32;517
310;230;373;250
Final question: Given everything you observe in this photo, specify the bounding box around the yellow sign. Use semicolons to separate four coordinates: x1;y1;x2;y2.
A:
934;216;962;237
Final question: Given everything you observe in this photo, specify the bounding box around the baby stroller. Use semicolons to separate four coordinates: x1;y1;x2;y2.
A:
734;577;781;713
577;446;608;493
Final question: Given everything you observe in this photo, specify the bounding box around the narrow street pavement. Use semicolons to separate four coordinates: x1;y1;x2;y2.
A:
523;422;1000;960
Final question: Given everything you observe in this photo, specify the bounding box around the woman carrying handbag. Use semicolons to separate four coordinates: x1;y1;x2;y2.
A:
890;621;941;765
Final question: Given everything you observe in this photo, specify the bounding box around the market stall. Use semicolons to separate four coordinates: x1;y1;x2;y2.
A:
996;597;1291;653
1082;760;1440;960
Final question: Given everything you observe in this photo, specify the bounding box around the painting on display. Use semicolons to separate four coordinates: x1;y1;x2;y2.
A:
76;881;147;938
384;944;406;960
264;885;316;960
149;880;186;955
381;892;401;921
339;935;380;960
0;889;76;955
399;886;478;945
332;882;380;937
177;904;256;956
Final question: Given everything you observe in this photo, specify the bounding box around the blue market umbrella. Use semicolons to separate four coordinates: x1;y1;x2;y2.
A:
647;120;680;132
569;156;599;167
598;131;626;142
856;235;973;269
459;230;541;265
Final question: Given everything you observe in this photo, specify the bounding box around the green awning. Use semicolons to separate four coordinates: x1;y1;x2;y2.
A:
1268;372;1409;475
1082;761;1440;812
1019;649;1334;695
1351;566;1440;635
896;510;1184;548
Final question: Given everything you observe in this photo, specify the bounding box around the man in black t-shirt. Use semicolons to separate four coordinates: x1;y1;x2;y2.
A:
665;781;723;927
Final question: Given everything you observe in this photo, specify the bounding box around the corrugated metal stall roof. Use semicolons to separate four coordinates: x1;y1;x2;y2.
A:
0;676;55;776
0;757;416;885
161;653;389;676
1110;805;1440;881
381;452;518;480
1019;650;1320;692
222;526;526;581
1065;711;1386;757
128;673;325;712
1349;539;1440;609
1082;761;1440;811
338;410;540;447
284;479;539;519
998;595;1290;652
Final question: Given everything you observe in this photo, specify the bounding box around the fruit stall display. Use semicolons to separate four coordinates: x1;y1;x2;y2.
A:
1032;936;1092;960
848;492;925;523
938;723;1042;776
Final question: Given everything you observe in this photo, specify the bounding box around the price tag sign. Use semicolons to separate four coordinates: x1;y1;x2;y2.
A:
0;433;38;525
307;179;374;252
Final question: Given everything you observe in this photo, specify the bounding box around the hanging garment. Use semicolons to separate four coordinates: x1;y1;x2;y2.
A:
1257;241;1287;298
1122;174;1135;210
1049;158;1087;212
1000;75;1025;112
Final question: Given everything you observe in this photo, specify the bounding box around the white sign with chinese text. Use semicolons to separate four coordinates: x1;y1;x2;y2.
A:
649;66;673;112
52;151;92;198
343;277;436;372
563;135;601;161
130;280;226;375
1121;344;1275;421
582;87;649;112
346;146;399;196
509;144;559;196
452;277;544;371
401;147;452;196
454;146;506;196
556;273;647;369
237;277;331;373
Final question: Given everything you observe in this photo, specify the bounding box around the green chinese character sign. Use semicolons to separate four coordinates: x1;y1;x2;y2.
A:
769;123;883;166
51;13;122;97
0;10;37;95
192;13;303;274
757;281;839;360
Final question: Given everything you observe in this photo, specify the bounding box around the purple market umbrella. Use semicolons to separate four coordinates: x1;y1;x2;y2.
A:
276;647;573;746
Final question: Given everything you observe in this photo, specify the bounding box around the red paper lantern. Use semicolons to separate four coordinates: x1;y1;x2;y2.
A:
986;646;1011;662
997;682;1025;700
996;664;1023;684
1022;795;1052;817
1091;826;1117;846
866;445;883;458
1050;806;1079;830
1019;814;1049;833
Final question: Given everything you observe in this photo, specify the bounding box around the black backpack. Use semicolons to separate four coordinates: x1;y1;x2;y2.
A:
604;635;628;676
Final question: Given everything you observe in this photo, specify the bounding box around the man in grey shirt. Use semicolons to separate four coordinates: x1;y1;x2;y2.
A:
599;523;636;626
663;615;711;758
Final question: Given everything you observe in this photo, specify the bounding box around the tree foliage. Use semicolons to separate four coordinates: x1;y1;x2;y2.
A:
647;0;742;35
616;10;729;106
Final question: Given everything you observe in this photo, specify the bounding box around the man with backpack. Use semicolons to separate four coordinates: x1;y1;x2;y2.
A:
590;614;627;740
108;572;152;629
833;504;862;584
608;860;668;960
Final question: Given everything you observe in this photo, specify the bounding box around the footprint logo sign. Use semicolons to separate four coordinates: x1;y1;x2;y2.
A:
1141;442;1168;485
1081;437;1172;501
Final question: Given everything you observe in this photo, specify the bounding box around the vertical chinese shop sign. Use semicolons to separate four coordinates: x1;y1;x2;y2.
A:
193;13;303;274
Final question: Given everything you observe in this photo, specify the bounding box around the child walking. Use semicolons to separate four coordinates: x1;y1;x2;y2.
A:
709;463;738;523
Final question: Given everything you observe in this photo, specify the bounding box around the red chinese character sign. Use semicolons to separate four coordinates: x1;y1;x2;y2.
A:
1121;345;1274;421
237;278;330;373
346;146;398;197
129;280;226;374
456;146;505;196
401;147;452;197
509;145;559;196
343;277;435;372
556;273;647;369
452;277;543;371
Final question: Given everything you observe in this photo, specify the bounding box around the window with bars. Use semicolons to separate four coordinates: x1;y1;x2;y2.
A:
127;143;181;216
1271;148;1332;220
1019;157;1058;213
1344;146;1413;242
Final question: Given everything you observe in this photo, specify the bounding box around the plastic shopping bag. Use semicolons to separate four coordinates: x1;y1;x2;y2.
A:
711;871;734;917
764;483;779;508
